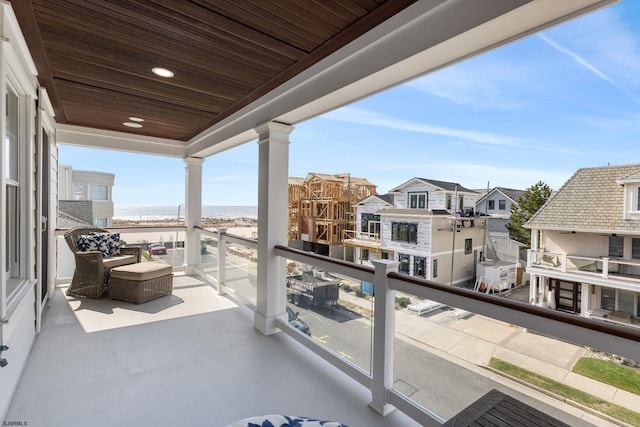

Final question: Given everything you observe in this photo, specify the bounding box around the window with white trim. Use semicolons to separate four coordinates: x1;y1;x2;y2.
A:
93;217;108;227
89;184;108;201
498;199;506;210
409;192;427;209
5;85;20;281
488;200;495;210
73;182;84;200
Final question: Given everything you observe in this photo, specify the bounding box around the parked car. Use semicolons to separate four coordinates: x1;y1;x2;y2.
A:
148;242;167;255
286;306;311;336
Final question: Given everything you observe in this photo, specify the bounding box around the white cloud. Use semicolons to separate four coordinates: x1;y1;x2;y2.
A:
324;107;527;147
408;66;527;111
541;6;640;101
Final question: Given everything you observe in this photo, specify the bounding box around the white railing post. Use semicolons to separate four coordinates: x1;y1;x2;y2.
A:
561;253;567;273
369;259;398;416
602;257;609;279
217;228;227;295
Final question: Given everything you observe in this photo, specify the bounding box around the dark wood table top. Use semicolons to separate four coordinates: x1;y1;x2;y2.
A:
443;389;570;426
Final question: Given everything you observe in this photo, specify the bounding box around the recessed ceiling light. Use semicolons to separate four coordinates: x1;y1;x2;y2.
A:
129;117;144;122
123;122;143;128
152;67;174;78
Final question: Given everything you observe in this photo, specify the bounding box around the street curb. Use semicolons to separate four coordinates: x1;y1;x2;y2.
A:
484;366;635;427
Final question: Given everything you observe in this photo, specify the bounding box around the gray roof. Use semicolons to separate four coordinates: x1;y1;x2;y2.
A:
495;187;524;202
58;211;92;229
415;178;476;193
477;187;524;204
526;164;640;232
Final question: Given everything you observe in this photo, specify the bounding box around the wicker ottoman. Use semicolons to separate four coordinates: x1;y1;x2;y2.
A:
110;263;173;304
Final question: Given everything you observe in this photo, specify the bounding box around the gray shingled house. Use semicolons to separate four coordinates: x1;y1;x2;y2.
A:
526;164;640;326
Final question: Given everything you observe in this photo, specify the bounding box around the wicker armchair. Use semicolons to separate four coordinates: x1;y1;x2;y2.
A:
65;227;141;298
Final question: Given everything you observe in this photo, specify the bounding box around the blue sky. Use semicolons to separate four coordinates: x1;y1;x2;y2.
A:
59;1;640;207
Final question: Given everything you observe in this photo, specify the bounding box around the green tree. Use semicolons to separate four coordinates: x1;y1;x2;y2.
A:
506;181;552;246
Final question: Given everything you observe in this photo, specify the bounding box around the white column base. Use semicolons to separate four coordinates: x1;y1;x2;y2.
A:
368;401;396;416
253;311;282;336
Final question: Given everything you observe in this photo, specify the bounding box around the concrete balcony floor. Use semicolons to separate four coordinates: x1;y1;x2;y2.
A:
5;275;419;427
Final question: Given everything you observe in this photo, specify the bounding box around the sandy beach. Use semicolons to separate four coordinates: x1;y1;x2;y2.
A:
111;217;258;243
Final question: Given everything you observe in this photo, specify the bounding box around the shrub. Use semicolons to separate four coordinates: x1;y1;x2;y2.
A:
342;284;352;292
397;297;411;308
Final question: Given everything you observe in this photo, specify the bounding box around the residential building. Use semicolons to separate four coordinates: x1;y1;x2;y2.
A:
2;2;637;426
345;178;486;286
526;164;640;324
475;187;524;233
58;165;115;227
288;173;377;259
476;187;526;265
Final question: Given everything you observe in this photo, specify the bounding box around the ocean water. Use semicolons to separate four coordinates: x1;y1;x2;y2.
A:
114;205;257;221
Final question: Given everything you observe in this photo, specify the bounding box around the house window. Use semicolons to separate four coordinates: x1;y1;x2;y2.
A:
637;187;640;211
432;259;438;278
361;213;380;236
498;199;506;210
601;288;616;311
414;256;426;278
446;194;452;210
465;238;472;255
398;253;410;274
608;235;624;258
619;290;635;314
73;182;84;200
5;85;20;281
409;192;427;209
458;195;464;211
488;200;495;210
381;252;390;260
93;217;108;227
633;238;640;260
391;222;418;243
89;184;108;201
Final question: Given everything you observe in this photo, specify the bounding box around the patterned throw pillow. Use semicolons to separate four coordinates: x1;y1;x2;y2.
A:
76;233;121;257
227;415;348;427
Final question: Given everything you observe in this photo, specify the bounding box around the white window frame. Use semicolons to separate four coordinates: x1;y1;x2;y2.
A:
620;182;640;220
93;217;108;227
72;182;84;200
3;75;35;311
89;183;109;201
408;192;427;209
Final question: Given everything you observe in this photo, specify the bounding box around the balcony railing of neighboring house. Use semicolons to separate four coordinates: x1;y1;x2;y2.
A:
528;249;640;284
54;227;640;425
342;229;380;241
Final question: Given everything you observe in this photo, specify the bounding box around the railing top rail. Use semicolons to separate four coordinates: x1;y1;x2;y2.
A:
388;272;640;343
275;245;374;275
55;225;188;236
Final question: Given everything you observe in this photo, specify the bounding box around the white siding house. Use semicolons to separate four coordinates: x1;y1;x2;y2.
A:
346;178;486;286
58;165;115;227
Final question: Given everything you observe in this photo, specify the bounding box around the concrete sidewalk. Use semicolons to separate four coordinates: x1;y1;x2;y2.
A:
338;291;640;421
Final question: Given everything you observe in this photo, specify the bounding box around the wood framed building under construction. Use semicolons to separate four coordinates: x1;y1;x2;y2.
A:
288;173;377;257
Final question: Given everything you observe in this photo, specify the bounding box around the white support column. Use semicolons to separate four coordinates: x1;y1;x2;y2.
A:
184;157;204;275
581;283;590;317
254;121;293;335
529;274;537;304
369;259;398;416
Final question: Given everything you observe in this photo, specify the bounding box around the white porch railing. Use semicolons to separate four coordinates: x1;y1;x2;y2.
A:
189;231;640;425
56;228;640;425
528;249;640;286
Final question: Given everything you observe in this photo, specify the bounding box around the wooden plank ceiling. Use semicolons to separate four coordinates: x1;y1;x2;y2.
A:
11;0;417;142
